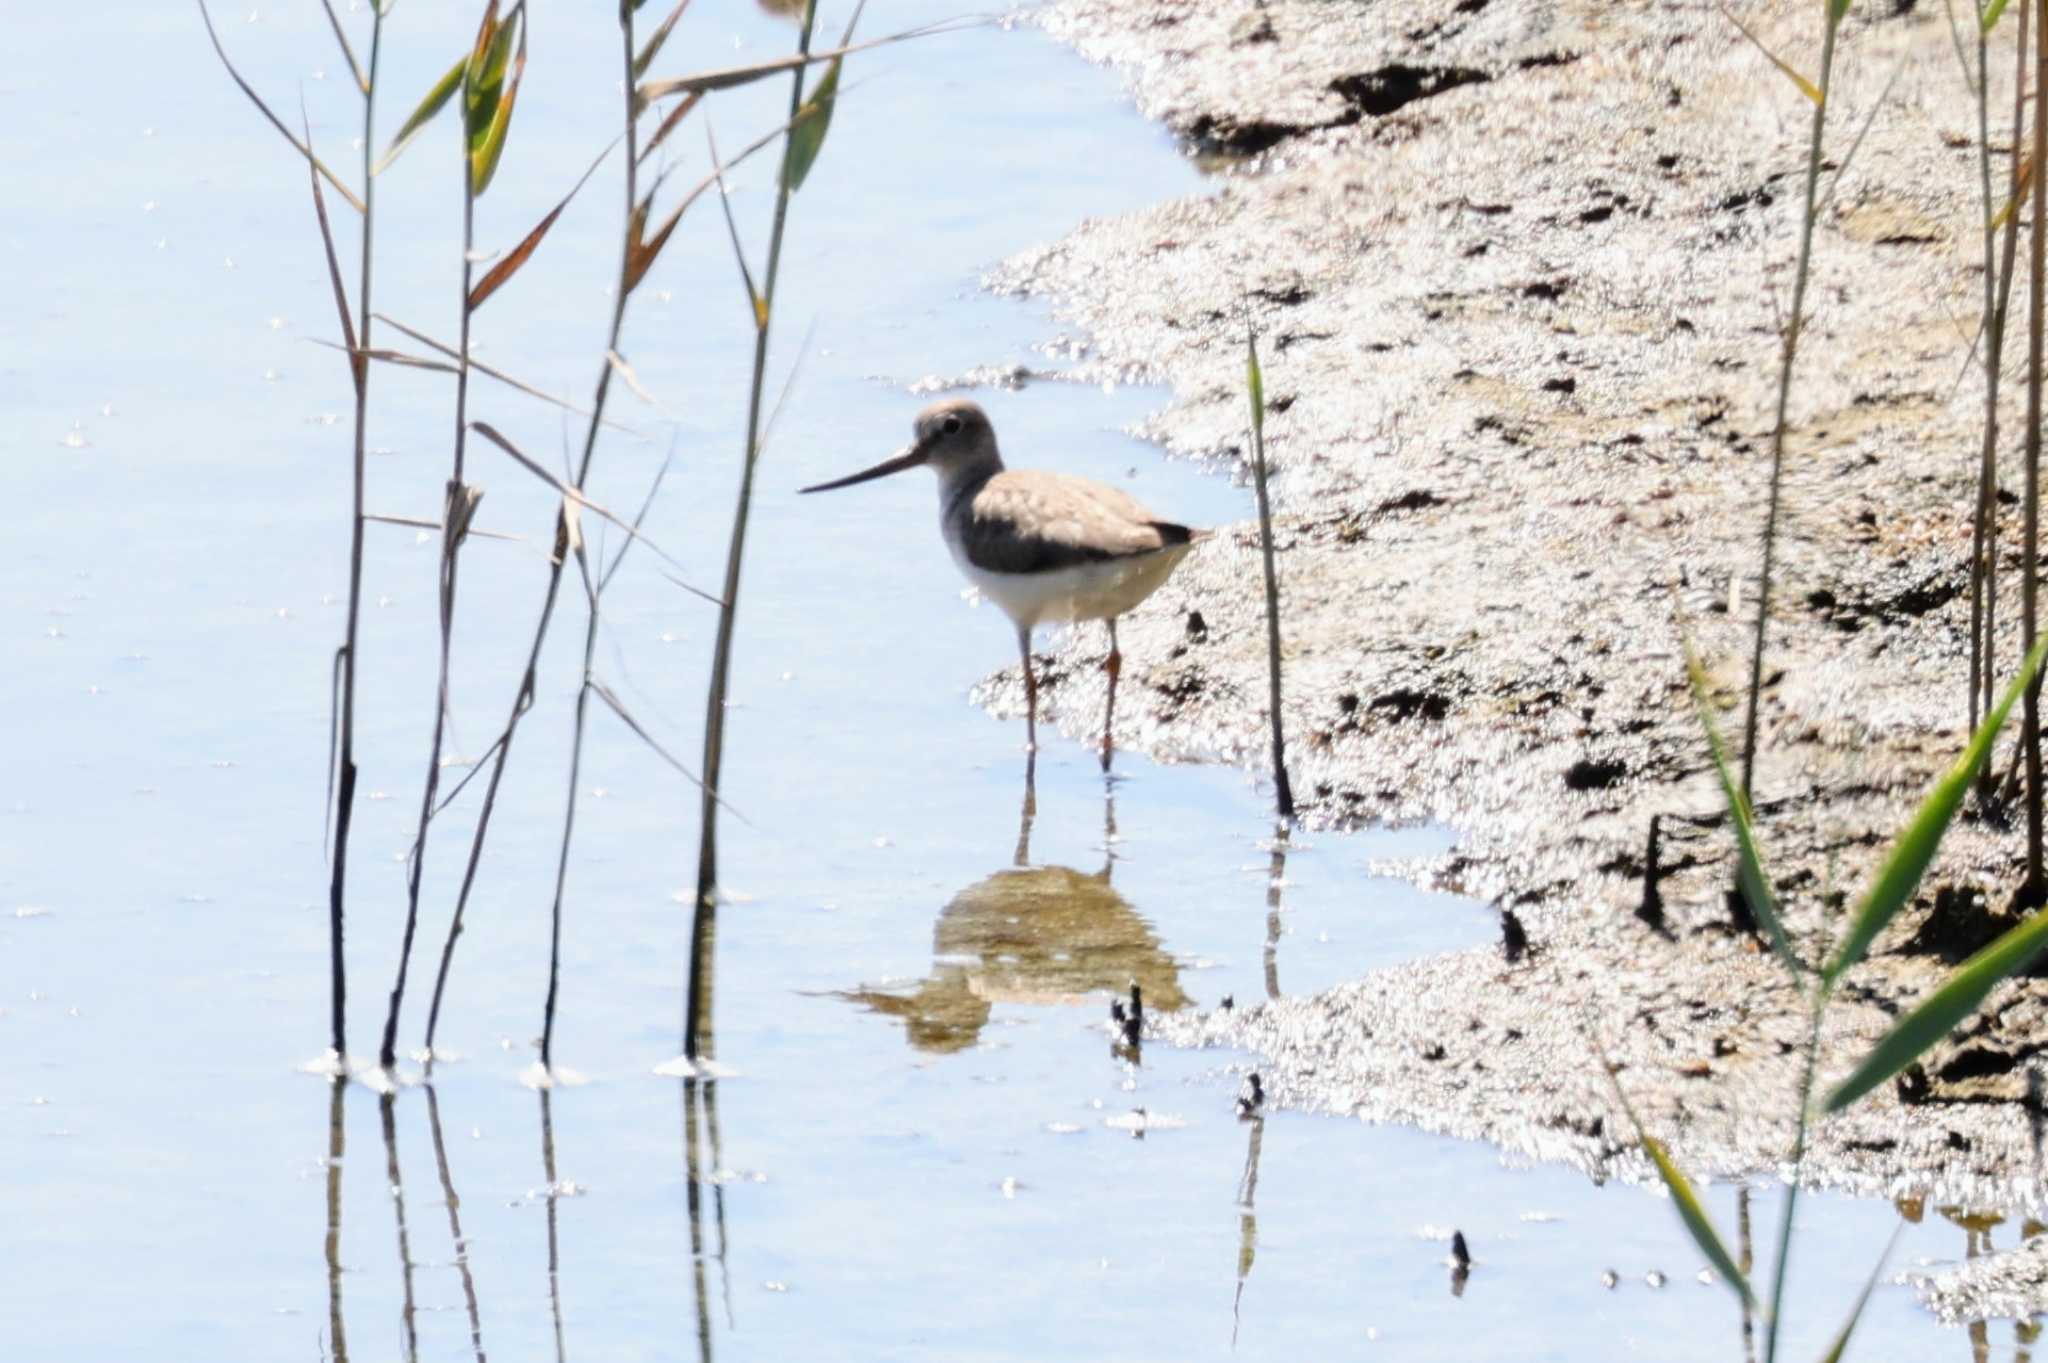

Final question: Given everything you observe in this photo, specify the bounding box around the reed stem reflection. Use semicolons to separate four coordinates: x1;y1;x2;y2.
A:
681;1077;714;1363
325;1076;349;1363
1264;827;1289;1001
539;1089;567;1363
378;1091;420;1363
425;1084;487;1363
1738;1185;1756;1363
1231;1112;1264;1348
703;1079;734;1329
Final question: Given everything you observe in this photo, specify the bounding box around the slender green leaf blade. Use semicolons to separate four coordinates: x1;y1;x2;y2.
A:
1826;636;2048;985
1983;0;2012;32
375;53;465;176
1643;1137;1755;1311
781;56;841;191
464;4;516;153
1818;1226;1903;1363
1827;908;2048;1111
469;28;525;197
1684;639;1799;979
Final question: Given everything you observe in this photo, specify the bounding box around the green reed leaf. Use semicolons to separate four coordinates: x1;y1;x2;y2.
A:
1827;906;2048;1112
1685;638;1800;980
468;19;525;196
374;53;465;176
781;56;841;191
1644;1137;1756;1311
1825;636;2048;986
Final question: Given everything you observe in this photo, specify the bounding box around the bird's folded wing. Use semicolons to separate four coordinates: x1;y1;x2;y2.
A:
965;471;1195;574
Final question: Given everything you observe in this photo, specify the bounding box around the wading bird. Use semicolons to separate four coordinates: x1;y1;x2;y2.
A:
801;399;1202;764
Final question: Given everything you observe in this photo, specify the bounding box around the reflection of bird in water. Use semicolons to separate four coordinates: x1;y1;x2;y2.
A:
838;759;1188;1052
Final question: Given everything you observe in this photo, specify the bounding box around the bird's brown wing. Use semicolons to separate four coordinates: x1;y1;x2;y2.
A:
962;470;1194;574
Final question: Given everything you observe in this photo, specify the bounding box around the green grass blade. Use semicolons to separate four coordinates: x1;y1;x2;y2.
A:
1826;907;2048;1111
1984;0;2012;32
374;53;465;176
1684;638;1800;980
1644;1137;1756;1312
1816;1224;1903;1363
781;57;840;191
1825;635;2048;986
1589;1031;1753;1314
468;23;525;197
784;1;858;193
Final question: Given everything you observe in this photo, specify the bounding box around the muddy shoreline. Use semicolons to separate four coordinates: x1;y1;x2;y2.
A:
988;0;2048;1319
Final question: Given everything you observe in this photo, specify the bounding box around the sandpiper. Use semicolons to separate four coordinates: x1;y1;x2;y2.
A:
801;399;1203;761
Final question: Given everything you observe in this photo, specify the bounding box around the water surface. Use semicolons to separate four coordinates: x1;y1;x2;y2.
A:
0;1;2023;1358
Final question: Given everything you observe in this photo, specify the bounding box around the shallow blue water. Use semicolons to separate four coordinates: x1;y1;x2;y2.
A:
0;1;2022;1359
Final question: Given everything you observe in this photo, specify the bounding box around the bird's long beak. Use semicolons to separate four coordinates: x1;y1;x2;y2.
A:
799;438;929;494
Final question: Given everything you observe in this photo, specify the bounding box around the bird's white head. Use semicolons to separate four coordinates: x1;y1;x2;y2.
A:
800;399;1002;495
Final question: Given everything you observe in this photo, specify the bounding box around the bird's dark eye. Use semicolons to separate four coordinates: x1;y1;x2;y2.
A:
941;414;963;435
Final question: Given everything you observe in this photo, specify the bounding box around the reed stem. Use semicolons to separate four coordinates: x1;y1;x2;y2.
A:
1739;6;1844;802
383;123;480;1071
2024;0;2046;893
327;1;386;1065
423;4;645;1057
685;0;820;1061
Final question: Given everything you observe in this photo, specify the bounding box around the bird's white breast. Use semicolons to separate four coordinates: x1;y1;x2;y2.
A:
948;540;1191;631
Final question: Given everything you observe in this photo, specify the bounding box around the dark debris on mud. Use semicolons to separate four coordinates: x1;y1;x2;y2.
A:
977;0;2048;1322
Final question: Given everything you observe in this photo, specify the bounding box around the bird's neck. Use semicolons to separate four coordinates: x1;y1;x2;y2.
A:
936;449;1003;523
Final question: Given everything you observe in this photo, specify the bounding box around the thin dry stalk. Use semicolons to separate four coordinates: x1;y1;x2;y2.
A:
210;0;386;1064
422;3;661;1059
332;3;388;1063
1244;319;1294;821
2026;0;2047;893
686;2;823;1063
539;449;675;1068
1970;0;2029;779
1738;8;1845;801
383;76;487;1071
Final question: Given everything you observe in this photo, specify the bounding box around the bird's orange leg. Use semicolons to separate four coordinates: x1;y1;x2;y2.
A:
1101;618;1122;771
1017;625;1038;753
